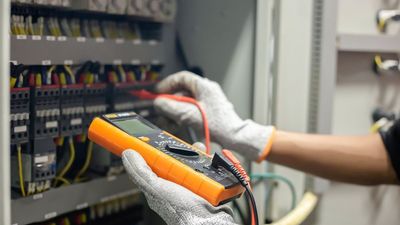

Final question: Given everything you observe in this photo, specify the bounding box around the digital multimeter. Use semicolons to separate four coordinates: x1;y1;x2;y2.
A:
88;112;245;206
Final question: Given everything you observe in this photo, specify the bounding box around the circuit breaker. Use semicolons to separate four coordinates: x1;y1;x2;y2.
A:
60;83;85;136
8;0;176;224
11;139;56;195
30;85;60;139
10;87;30;144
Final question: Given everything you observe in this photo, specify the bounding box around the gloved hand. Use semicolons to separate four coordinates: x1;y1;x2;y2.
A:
122;149;238;225
155;71;276;162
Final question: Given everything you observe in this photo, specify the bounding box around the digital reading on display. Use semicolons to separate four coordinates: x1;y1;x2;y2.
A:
114;118;155;135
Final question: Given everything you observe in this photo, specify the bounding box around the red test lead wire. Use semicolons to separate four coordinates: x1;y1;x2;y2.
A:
222;149;250;182
222;149;256;225
130;89;211;155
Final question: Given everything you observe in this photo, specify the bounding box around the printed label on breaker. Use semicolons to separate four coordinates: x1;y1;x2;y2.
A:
32;35;42;40
70;118;82;126
14;125;27;133
34;155;49;164
45;121;58;128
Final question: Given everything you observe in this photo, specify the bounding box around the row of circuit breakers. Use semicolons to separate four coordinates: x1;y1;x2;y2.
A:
10;62;162;197
11;0;177;22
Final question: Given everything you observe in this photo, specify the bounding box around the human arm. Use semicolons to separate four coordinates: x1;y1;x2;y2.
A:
269;131;398;185
154;71;400;185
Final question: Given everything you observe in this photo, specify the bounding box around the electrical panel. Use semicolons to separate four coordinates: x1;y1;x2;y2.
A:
9;0;177;224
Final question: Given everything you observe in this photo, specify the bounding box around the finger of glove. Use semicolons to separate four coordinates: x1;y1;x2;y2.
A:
122;150;162;197
154;97;202;126
156;71;203;98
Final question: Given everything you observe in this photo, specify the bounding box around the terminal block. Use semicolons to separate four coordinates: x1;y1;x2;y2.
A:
84;83;108;130
60;84;85;136
10;87;30;144
11;139;56;196
30;85;60;139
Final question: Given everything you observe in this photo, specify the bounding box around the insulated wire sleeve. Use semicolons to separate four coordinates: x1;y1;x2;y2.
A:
269;192;318;225
74;141;94;182
17;145;26;197
54;177;71;186
55;137;76;186
251;173;297;210
232;200;247;225
245;184;259;225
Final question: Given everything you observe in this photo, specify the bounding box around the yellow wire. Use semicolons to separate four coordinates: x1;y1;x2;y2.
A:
59;72;67;85
17;145;26;197
74;141;93;182
150;71;159;81
56;136;65;146
55;137;75;186
64;65;76;84
10;77;17;88
81;213;87;223
378;19;386;33
117;65;127;82
110;71;118;83
35;73;42;87
53;177;71;186
374;55;383;68
27;16;34;35
84;72;94;84
89;73;94;84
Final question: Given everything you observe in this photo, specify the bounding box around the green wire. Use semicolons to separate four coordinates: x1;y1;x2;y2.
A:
250;173;297;210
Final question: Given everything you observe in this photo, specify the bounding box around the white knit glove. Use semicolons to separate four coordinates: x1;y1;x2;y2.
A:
122;149;238;225
155;71;275;162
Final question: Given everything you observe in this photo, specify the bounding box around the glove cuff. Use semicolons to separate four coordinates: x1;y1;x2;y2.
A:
256;126;276;163
225;120;275;162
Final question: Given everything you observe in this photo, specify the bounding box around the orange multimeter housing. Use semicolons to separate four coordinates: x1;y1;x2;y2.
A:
88;111;244;206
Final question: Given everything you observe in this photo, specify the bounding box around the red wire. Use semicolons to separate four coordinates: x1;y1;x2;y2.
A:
222;149;256;225
130;90;211;155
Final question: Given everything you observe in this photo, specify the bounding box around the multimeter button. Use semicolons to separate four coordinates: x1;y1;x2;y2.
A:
194;168;204;173
139;136;150;142
166;144;199;157
203;165;211;170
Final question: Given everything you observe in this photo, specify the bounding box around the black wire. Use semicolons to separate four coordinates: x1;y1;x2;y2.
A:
245;185;259;225
232;200;247;225
243;192;252;225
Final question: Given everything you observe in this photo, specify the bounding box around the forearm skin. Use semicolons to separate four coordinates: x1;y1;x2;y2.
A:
268;131;399;185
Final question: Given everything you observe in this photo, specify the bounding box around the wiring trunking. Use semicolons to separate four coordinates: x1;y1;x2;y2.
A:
9;0;174;224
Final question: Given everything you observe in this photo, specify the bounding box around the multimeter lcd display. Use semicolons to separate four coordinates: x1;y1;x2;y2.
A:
113;118;155;135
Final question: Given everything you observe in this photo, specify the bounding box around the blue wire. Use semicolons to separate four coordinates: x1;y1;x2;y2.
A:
251;173;297;210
